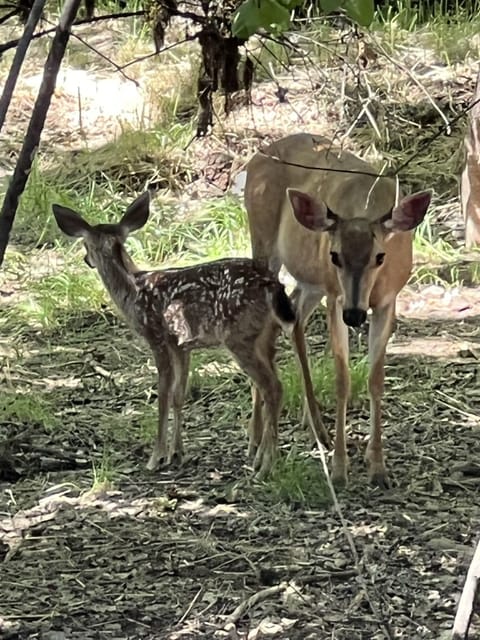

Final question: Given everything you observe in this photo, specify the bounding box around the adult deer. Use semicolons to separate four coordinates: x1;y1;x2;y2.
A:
245;133;431;488
52;192;299;479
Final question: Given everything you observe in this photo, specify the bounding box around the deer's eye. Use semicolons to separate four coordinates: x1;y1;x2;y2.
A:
376;253;385;266
330;251;342;268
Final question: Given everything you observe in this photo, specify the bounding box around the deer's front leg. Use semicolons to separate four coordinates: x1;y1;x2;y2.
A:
366;302;395;488
147;351;174;471
328;297;350;486
291;286;331;447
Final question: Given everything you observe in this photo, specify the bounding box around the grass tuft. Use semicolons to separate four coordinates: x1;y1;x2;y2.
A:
281;354;369;413
0;392;59;430
260;450;331;507
19;267;107;329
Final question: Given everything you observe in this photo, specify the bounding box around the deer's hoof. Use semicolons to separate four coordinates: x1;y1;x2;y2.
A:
369;468;391;490
331;456;348;488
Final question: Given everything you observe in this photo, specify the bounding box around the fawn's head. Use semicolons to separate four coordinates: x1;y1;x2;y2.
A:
52;192;150;271
287;187;431;327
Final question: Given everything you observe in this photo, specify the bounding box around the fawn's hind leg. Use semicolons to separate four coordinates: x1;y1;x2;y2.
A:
248;385;263;459
147;349;174;471
169;349;190;465
228;322;282;479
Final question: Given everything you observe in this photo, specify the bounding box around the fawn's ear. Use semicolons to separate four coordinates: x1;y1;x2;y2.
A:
52;205;92;238
120;192;150;234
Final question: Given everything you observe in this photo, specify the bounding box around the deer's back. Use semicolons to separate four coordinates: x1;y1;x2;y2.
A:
134;258;281;349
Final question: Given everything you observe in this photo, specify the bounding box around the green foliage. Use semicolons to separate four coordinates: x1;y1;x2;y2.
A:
260;450;331;507
232;0;375;38
130;194;249;266
281;353;369;413
20;267;107;329
0;392;59;430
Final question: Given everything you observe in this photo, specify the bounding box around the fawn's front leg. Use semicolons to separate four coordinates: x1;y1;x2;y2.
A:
147;350;174;471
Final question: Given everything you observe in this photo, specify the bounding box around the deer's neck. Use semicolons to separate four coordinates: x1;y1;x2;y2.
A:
96;245;140;326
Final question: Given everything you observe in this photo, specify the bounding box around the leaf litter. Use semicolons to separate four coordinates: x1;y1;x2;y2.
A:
0;19;480;640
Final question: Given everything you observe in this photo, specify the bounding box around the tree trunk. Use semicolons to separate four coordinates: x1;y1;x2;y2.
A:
461;66;480;248
0;0;47;134
0;0;82;268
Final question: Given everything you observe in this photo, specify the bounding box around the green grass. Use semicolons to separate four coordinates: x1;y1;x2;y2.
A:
260;450;331;508
123;194;249;268
0;392;59;430
18;267;107;329
281;354;369;414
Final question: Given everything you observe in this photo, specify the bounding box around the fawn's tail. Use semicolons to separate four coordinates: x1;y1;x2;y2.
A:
271;284;296;328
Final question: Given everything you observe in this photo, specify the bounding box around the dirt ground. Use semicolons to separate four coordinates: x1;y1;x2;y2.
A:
1;22;480;640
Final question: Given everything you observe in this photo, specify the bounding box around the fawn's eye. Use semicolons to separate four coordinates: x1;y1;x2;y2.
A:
330;251;341;268
376;253;385;266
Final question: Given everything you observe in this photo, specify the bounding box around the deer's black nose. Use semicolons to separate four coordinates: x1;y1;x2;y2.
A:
342;308;367;327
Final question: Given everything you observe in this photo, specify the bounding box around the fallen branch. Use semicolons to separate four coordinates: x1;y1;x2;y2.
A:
223;569;357;629
452;538;480;639
224;582;288;628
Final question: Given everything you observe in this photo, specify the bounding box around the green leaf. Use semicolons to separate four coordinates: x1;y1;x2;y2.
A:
259;0;292;30
320;0;342;11
232;0;292;38
232;0;263;39
343;0;374;26
280;0;304;8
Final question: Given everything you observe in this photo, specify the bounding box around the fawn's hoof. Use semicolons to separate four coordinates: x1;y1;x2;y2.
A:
168;450;184;467
146;450;167;471
247;440;259;459
253;447;275;480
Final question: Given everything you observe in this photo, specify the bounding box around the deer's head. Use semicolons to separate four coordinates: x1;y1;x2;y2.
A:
52;192;150;271
287;188;431;327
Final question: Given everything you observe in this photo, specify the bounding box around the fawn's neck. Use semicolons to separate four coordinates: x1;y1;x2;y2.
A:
96;244;141;326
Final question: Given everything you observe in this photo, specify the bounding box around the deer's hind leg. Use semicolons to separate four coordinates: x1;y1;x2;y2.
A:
227;319;282;479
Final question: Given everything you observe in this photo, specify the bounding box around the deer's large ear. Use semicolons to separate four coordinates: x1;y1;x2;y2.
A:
382;191;431;232
287;188;336;231
120;192;150;234
52;205;92;238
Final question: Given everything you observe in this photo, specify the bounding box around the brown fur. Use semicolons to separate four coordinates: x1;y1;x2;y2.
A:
52;194;298;479
244;133;431;487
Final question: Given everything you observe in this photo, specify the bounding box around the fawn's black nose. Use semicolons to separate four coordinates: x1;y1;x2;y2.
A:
342;308;367;327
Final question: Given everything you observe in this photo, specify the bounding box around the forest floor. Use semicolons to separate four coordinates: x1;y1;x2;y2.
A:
0;11;479;640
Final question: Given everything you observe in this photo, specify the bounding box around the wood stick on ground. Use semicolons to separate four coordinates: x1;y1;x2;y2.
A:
452;538;480;639
224;582;288;628
0;0;47;134
0;0;82;268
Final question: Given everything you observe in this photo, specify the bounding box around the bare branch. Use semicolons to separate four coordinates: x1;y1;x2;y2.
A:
0;10;144;55
0;0;47;134
0;0;82;267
